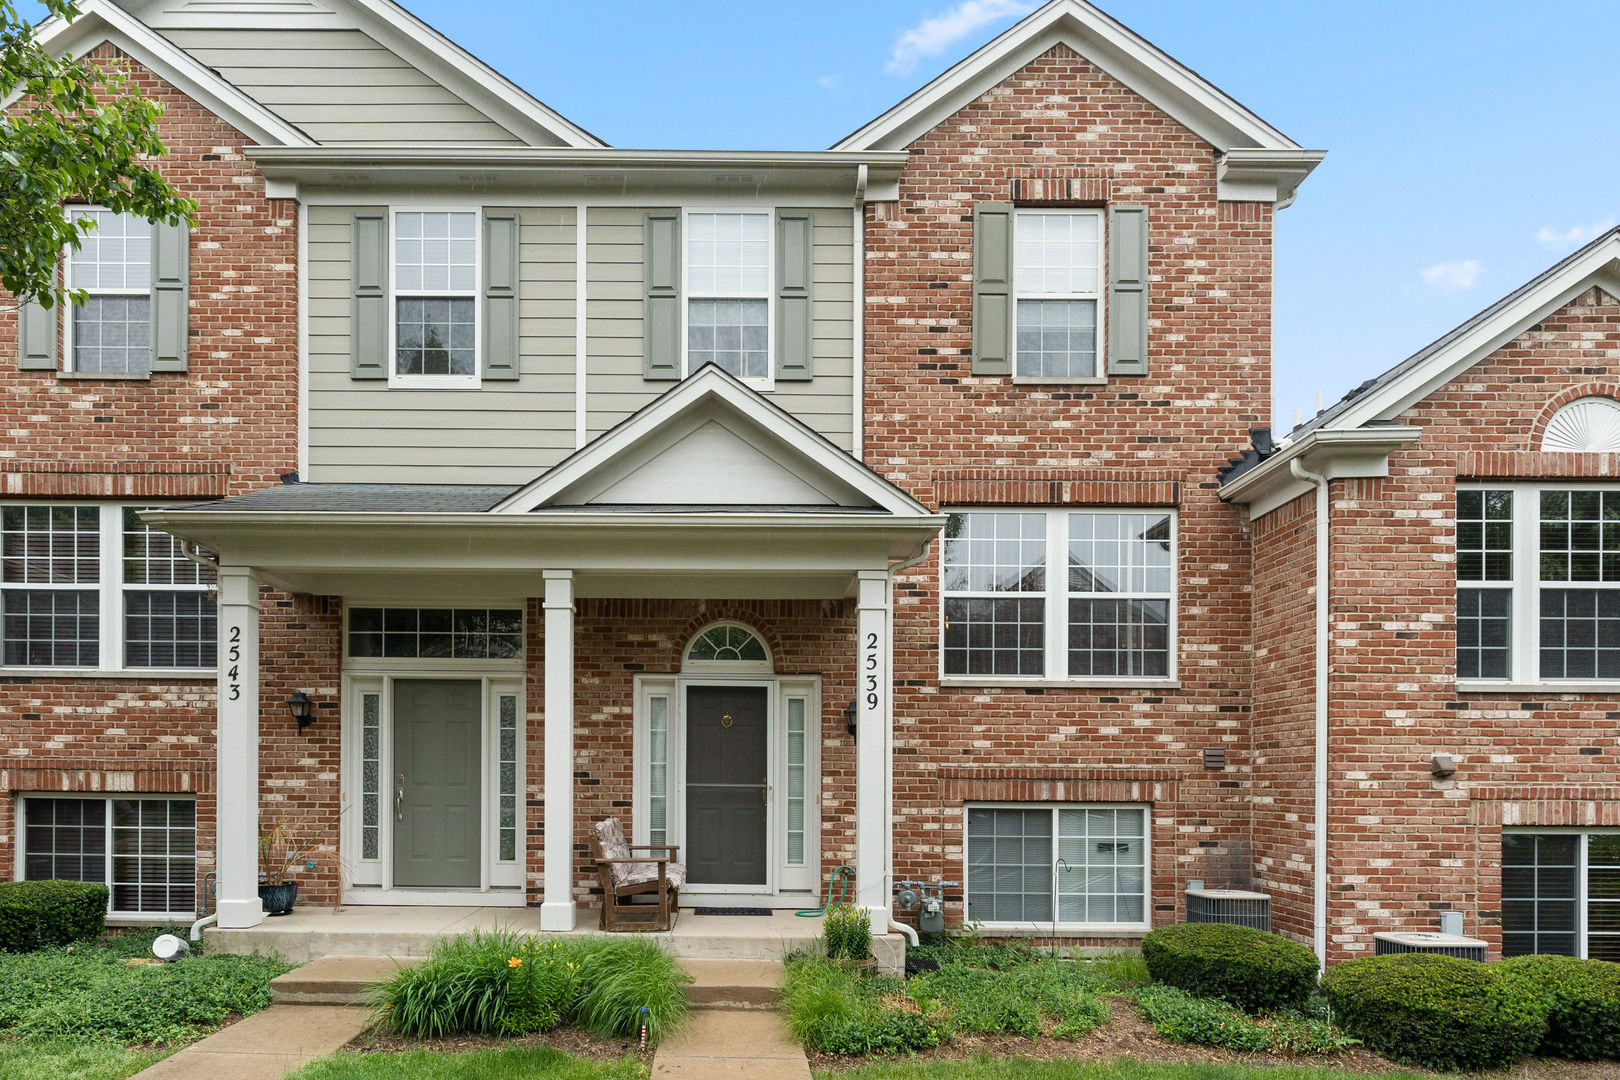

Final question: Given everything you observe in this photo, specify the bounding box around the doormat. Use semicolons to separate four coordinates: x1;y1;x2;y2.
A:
693;906;773;916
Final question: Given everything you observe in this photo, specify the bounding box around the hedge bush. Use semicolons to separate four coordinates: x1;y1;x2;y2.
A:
1140;922;1319;1013
1321;953;1548;1071
1498;954;1620;1060
0;881;108;952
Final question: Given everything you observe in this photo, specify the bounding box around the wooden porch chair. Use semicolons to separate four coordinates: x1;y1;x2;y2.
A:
589;817;686;931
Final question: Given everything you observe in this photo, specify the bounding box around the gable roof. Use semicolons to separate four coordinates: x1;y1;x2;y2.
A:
835;0;1303;156
493;366;936;518
23;0;316;146
1294;227;1620;437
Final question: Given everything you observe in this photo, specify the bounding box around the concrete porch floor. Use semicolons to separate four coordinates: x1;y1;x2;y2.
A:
204;905;908;968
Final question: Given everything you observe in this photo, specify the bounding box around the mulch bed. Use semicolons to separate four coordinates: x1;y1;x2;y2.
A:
344;1024;644;1062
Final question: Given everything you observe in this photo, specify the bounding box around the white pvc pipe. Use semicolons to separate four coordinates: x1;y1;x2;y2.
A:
887;915;919;947
189;913;217;942
1291;458;1330;971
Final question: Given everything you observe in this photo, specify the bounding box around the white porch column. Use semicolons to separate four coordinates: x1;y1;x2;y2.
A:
214;565;263;929
540;570;577;931
855;569;892;925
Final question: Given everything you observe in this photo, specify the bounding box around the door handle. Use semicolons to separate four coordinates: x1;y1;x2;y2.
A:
763;777;769;805
395;774;405;822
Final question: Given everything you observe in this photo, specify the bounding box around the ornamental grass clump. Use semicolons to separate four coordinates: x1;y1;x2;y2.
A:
1141;922;1319;1013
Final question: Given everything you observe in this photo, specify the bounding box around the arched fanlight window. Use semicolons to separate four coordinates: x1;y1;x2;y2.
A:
683;621;772;672
1543;396;1620;453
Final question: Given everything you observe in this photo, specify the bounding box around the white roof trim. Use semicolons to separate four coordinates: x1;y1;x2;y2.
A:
835;0;1301;154
21;0;315;146
1319;235;1620;435
492;366;936;517
1219;427;1421;520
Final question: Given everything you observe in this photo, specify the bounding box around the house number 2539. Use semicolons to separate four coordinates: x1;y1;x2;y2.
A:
226;625;242;701
862;631;881;712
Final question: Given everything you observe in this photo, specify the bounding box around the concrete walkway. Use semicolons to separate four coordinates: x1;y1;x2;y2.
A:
652;1008;812;1079
128;1004;371;1080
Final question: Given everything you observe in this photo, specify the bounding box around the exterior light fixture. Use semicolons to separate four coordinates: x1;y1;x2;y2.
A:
286;691;317;732
844;699;858;741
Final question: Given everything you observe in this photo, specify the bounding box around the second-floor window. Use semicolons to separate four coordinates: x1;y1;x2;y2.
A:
1014;209;1102;380
393;210;478;385
686;211;770;381
941;509;1175;682
1458;486;1620;684
0;504;216;672
66;209;152;376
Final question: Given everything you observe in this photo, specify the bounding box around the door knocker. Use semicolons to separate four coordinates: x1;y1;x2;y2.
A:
721;713;734;729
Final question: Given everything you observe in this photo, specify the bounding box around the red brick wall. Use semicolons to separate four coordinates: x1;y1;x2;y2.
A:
0;47;298;906
864;43;1272;938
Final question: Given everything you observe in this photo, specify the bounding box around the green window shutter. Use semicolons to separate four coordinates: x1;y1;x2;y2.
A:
149;220;190;372
775;210;814;381
351;208;388;380
482;211;520;381
643;209;681;381
18;294;57;371
1107;205;1149;376
971;203;1014;376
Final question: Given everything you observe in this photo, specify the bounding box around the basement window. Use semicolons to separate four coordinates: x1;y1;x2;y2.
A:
21;796;197;918
1502;830;1620;961
964;804;1149;930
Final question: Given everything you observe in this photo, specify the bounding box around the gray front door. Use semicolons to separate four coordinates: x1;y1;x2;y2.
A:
686;685;769;886
393;679;482;888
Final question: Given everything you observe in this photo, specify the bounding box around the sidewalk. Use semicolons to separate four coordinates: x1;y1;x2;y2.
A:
128;1004;371;1080
651;1008;812;1079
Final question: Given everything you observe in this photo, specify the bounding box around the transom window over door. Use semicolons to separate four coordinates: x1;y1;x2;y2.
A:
393;211;478;384
1014;209;1102;379
686;212;770;381
67;209;152;375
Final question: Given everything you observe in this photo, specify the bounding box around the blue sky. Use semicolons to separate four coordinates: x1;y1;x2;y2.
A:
36;1;1620;432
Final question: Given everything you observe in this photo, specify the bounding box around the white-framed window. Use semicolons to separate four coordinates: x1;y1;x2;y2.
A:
1457;485;1620;684
965;803;1149;930
0;504;215;672
20;795;197;918
345;606;523;661
1014;209;1102;380
1502;830;1620;961
390;209;479;388
684;210;771;384
64;207;152;376
941;508;1175;682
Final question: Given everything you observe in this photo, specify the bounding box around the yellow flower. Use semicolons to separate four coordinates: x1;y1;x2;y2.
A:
508;957;523;968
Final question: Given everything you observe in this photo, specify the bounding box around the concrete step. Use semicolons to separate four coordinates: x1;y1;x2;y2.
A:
681;958;783;1010
270;955;419;1006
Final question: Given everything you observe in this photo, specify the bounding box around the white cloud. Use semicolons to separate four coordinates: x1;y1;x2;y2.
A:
817;74;842;91
885;0;1036;76
1537;216;1617;248
1421;260;1483;293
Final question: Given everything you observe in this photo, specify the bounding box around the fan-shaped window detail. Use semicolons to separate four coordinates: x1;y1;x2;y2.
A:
683;621;772;672
1543;397;1620;453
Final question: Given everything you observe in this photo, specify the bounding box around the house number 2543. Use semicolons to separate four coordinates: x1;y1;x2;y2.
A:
862;631;881;713
226;625;242;701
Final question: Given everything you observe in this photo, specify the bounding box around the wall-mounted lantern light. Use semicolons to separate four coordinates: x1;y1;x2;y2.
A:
286;691;318;732
844;699;858;741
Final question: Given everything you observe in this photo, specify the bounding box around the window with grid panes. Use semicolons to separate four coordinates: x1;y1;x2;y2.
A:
394;211;477;379
22;796;196;915
346;606;523;659
67;209;152;375
965;805;1148;927
1014;209;1101;379
123;509;216;668
1503;831;1620;961
686;212;770;380
1;506;101;667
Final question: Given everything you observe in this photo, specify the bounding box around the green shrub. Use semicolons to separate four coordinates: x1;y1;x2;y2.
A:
1141;922;1318;1013
823;904;872;961
0;880;108;952
1131;985;1271;1051
780;955;939;1054
1498;954;1620;1060
1321;953;1548;1071
371;930;689;1044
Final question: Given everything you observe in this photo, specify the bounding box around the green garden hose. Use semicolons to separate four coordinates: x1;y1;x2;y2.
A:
796;863;855;916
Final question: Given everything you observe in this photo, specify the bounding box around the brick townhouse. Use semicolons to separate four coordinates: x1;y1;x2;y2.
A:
2;0;1614;965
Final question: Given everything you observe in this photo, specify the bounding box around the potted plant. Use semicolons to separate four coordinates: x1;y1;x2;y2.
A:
823;903;875;968
258;811;336;915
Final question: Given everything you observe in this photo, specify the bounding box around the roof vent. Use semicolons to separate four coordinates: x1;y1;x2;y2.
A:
1373;931;1487;961
1186;887;1270;931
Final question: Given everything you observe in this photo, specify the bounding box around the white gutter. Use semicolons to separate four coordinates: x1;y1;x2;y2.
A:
296;199;310;478
575;202;588;449
882;537;935;951
1290;458;1330;970
852;165;867;460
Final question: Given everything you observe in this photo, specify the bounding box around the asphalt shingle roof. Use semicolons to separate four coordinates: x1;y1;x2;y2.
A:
176;483;520;514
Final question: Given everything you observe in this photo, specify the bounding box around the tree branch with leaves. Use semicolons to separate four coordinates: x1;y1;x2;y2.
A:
0;0;195;309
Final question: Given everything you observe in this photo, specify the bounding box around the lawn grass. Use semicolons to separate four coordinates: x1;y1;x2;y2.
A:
814;1057;1430;1080
286;1045;649;1080
0;1037;165;1080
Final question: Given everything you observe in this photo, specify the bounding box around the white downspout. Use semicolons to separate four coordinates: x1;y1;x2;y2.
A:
880;538;933;951
852;164;867;460
1291;459;1330;970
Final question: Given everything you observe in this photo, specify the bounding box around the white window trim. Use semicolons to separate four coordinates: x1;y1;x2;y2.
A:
1502;827;1620;961
962;802;1151;934
0;503;216;678
1457;482;1620;690
61;205;152;379
938;506;1178;687
16;792;198;921
682;618;774;674
680;206;775;391
387;206;482;390
1012;207;1105;384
